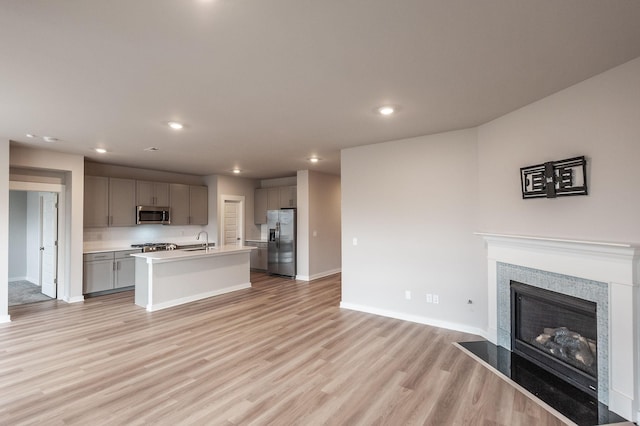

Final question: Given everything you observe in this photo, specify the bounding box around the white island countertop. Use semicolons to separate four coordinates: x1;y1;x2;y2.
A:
131;245;255;263
133;245;256;312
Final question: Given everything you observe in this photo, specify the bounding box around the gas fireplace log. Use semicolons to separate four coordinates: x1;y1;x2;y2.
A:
533;327;596;368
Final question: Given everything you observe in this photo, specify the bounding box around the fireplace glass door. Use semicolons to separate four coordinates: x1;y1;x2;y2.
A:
511;281;597;396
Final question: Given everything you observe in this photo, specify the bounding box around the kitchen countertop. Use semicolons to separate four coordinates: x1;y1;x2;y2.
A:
131;245;255;263
83;246;140;254
245;239;268;243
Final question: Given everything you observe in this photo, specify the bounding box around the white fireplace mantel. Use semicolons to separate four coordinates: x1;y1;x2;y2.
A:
477;232;640;421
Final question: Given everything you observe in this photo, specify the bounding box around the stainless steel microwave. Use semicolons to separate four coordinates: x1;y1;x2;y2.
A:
136;206;171;225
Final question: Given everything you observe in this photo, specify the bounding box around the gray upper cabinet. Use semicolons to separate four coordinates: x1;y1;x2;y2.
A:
169;183;190;225
84;176;109;227
84;176;136;227
254;188;268;224
169;183;208;225
279;186;297;208
85;176;205;227
136;181;169;206
254;185;297;224
109;178;137;226
267;187;280;210
189;185;208;225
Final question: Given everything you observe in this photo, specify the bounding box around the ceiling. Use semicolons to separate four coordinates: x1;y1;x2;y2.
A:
2;1;640;179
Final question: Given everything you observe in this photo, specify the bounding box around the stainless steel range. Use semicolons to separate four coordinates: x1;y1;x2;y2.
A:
130;242;177;252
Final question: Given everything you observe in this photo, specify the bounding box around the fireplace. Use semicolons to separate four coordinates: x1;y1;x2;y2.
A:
479;232;640;421
511;280;597;397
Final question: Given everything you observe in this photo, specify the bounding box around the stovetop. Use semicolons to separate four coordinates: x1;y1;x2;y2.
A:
131;242;177;252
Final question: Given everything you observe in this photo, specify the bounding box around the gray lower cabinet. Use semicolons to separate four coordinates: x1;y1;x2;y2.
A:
247;241;267;270
83;252;114;293
114;250;136;289
83;249;140;294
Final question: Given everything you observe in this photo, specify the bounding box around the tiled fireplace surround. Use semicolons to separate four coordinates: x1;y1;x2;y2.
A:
479;233;640;421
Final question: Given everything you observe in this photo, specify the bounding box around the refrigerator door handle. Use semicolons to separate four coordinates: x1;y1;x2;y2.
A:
276;222;280;248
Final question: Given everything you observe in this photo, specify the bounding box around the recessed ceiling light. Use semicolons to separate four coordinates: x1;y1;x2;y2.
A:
144;147;160;151
43;136;58;143
377;106;396;116
309;157;320;163
232;168;241;174
26;133;36;138
168;121;184;130
95;148;107;154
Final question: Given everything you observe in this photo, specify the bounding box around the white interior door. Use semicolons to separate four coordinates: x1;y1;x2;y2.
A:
40;193;58;298
223;201;240;246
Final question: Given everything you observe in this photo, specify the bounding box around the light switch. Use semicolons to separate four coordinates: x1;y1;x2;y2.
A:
352;237;358;246
313;230;317;237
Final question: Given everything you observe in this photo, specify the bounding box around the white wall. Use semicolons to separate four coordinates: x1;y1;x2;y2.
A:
1;139;10;321
8;191;27;281
296;171;310;279
10;146;84;303
477;57;640;244
308;171;341;279
341;129;486;335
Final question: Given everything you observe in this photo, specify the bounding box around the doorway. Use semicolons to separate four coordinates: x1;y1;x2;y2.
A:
8;191;58;306
219;195;244;247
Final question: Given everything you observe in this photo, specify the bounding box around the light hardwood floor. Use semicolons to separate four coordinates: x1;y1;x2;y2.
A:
1;272;567;425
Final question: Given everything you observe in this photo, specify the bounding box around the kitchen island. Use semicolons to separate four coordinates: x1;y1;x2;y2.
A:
132;245;255;312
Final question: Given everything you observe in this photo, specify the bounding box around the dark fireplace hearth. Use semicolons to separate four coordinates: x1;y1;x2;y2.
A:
511;281;598;397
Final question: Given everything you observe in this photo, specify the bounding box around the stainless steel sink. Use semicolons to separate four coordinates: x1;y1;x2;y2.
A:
182;247;207;252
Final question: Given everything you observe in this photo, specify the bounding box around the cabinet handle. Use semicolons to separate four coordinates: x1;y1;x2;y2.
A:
113;261;116;271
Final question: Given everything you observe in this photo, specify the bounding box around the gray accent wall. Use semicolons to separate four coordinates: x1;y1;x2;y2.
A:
308;171;341;278
8;191;27;281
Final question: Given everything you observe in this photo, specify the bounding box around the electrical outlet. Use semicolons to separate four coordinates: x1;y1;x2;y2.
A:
426;293;433;303
405;290;411;300
433;294;439;304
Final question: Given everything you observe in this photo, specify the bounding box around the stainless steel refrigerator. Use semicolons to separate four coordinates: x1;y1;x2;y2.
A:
267;209;296;277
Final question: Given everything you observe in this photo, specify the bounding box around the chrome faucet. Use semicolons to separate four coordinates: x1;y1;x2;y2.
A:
196;231;209;251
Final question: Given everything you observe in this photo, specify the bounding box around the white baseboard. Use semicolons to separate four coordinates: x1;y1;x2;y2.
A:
64;295;85;303
146;283;251;312
0;315;11;324
296;268;342;282
339;302;488;339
